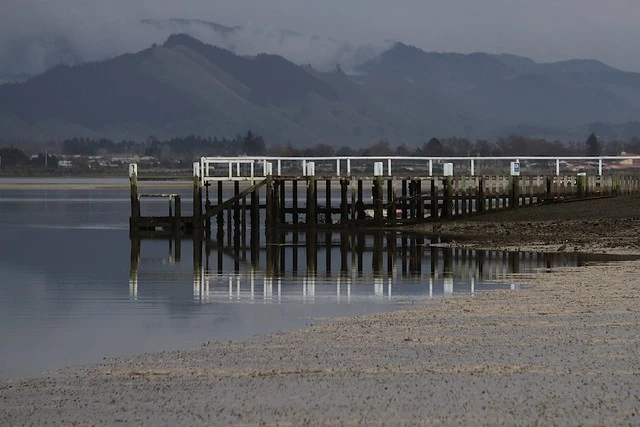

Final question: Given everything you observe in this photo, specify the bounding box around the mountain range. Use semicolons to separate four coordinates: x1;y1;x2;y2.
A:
2;29;640;147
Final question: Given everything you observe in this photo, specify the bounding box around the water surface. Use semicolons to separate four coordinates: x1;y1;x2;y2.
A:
0;179;610;379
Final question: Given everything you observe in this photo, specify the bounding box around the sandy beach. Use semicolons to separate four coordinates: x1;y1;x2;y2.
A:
1;195;639;425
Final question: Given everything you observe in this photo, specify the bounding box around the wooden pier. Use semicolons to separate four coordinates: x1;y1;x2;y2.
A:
129;156;640;240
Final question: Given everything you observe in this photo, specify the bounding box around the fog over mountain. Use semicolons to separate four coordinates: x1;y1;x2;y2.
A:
3;0;640;81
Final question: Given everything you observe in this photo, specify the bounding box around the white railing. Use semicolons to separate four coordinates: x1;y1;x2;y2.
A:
197;155;640;183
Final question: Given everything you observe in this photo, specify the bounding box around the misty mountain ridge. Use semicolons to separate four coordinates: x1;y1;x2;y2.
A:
0;16;631;81
3;33;640;146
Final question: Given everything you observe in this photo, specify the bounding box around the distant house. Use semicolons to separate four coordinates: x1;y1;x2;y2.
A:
618;152;639;166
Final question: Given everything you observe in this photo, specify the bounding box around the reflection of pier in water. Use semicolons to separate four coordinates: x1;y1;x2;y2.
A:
129;232;617;303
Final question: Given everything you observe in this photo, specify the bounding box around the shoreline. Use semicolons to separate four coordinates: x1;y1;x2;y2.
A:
1;259;638;424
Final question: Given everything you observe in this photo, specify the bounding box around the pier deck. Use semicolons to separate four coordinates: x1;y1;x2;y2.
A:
129;155;640;240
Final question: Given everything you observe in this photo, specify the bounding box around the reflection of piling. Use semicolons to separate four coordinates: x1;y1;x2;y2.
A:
307;231;317;275
373;232;384;275
129;236;140;298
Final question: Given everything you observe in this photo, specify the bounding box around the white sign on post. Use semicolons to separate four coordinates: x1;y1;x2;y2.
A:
510;161;521;176
373;162;384;176
305;161;315;176
443;163;454;177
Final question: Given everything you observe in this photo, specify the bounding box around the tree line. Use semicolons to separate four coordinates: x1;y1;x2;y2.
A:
2;131;640;169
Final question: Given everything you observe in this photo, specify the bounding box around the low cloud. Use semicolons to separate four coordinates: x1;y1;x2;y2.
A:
2;0;640;78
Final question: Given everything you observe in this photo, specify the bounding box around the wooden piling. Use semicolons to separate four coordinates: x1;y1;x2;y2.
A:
265;175;274;230
307;176;317;226
192;172;202;235
430;179;438;219
217;182;224;240
477;177;485;213
129;164;140;234
411;179;418;219
279;179;286;224
416;179;424;220
325;179;332;224
442;177;453;218
401;179;408;220
340;179;349;224
509;176;520;209
387;179;395;225
233;181;240;234
292;180;299;224
374;176;384;226
174;195;181;238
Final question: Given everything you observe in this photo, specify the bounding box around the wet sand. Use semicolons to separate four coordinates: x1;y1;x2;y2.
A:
2;196;640;425
424;194;640;255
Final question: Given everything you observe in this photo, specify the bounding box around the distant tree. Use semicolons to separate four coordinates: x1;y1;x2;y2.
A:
420;138;444;156
242;131;266;156
396;144;413;156
335;146;355;156
585;133;601;156
472;139;495;156
363;139;392;156
0;147;28;166
603;140;624;156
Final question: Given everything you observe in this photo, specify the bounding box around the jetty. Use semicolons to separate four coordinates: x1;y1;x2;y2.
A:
129;155;640;240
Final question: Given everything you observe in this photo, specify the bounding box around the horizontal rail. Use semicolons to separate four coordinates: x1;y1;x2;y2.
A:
198;156;640;181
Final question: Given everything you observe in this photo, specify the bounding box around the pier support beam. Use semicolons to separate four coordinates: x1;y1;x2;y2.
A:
307;176;317;226
129;164;140;235
373;176;384;226
340;179;349;225
509;176;520;208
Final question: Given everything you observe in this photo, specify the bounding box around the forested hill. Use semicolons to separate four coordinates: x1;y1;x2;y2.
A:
3;34;640;146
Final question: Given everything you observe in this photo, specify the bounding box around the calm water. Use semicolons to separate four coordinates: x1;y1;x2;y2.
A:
0;178;615;379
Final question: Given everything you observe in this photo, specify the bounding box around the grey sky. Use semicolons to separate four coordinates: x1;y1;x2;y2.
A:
3;0;640;73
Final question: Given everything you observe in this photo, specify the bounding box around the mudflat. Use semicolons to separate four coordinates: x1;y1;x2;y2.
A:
426;193;640;255
1;196;640;425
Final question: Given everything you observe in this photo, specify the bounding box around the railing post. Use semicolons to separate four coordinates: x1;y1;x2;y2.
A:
347;158;352;175
556;159;560;176
598;159;603;176
470;159;475;176
336;159;341;176
277;159;282;176
429;159;433;176
387;158;392;177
